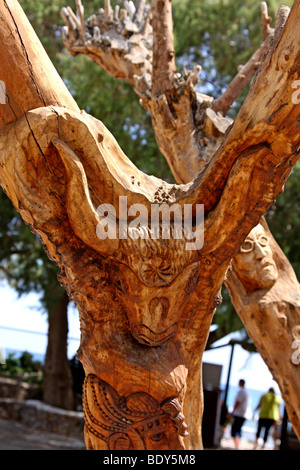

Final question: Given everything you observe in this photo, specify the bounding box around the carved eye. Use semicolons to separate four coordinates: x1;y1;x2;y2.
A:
258;235;268;247
150;432;166;442
240;240;253;252
115;278;128;295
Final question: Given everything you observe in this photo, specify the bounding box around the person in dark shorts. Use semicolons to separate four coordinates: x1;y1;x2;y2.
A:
229;379;250;449
253;388;281;449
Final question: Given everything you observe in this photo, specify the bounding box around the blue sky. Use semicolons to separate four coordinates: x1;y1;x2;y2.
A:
0;283;80;361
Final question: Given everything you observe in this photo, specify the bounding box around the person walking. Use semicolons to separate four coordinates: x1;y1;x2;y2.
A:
230;379;250;449
253;387;281;449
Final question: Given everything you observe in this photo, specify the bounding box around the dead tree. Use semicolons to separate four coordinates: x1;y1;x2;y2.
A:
61;0;300;441
0;0;299;449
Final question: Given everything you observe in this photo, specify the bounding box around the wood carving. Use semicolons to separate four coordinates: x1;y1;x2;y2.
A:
59;0;300;440
231;222;279;293
226;219;300;436
83;374;188;450
0;0;300;449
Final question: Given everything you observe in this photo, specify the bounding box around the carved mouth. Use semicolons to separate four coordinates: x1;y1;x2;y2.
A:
260;261;277;274
132;323;177;347
261;260;274;268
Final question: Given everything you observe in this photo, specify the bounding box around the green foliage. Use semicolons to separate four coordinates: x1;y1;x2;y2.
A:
212;286;244;341
20;0;173;181
266;161;300;279
173;0;294;118
0;190;65;313
0;351;43;385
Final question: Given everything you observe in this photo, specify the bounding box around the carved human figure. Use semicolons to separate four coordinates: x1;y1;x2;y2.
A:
114;261;200;347
227;221;300;438
232;223;278;292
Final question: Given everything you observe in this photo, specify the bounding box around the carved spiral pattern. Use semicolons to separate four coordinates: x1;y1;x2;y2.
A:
83;374;188;450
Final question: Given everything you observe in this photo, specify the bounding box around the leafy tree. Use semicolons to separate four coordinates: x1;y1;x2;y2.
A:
266;161;300;278
0;351;43;386
0;188;74;409
173;0;294;116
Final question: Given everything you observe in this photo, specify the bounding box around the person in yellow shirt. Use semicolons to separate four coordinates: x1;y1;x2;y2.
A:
253;387;281;449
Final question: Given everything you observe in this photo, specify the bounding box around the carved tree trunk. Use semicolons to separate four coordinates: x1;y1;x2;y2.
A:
60;0;300;439
225;218;300;438
0;0;300;450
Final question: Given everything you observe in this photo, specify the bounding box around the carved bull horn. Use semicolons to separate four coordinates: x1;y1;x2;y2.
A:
50;108;205;265
52;138;120;256
53;105;264;264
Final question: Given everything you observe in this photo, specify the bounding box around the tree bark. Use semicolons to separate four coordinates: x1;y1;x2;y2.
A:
225;218;300;438
60;0;300;439
151;0;177;96
43;290;74;410
0;0;78;128
0;0;300;450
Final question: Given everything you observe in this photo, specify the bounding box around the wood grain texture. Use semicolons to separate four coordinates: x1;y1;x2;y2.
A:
0;0;78;126
0;0;300;449
226;219;300;438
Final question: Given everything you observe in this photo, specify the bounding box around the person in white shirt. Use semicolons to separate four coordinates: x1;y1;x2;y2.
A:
229;379;250;449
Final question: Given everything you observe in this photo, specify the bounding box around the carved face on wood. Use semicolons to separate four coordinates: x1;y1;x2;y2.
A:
232;223;278;292
114;261;200;347
83;375;188;450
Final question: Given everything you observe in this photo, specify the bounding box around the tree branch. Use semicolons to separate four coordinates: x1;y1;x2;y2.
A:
212;2;290;116
226;218;300;440
61;0;152;85
261;1;273;39
0;0;78;127
151;0;177;96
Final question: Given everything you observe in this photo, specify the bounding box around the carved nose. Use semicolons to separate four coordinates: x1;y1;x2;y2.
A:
254;243;266;259
149;297;169;320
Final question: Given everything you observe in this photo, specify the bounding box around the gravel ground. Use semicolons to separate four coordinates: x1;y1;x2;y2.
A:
0;418;275;451
0;419;85;450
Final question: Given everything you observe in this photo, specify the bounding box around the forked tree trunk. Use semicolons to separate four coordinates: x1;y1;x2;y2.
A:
60;0;300;440
0;0;299;450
